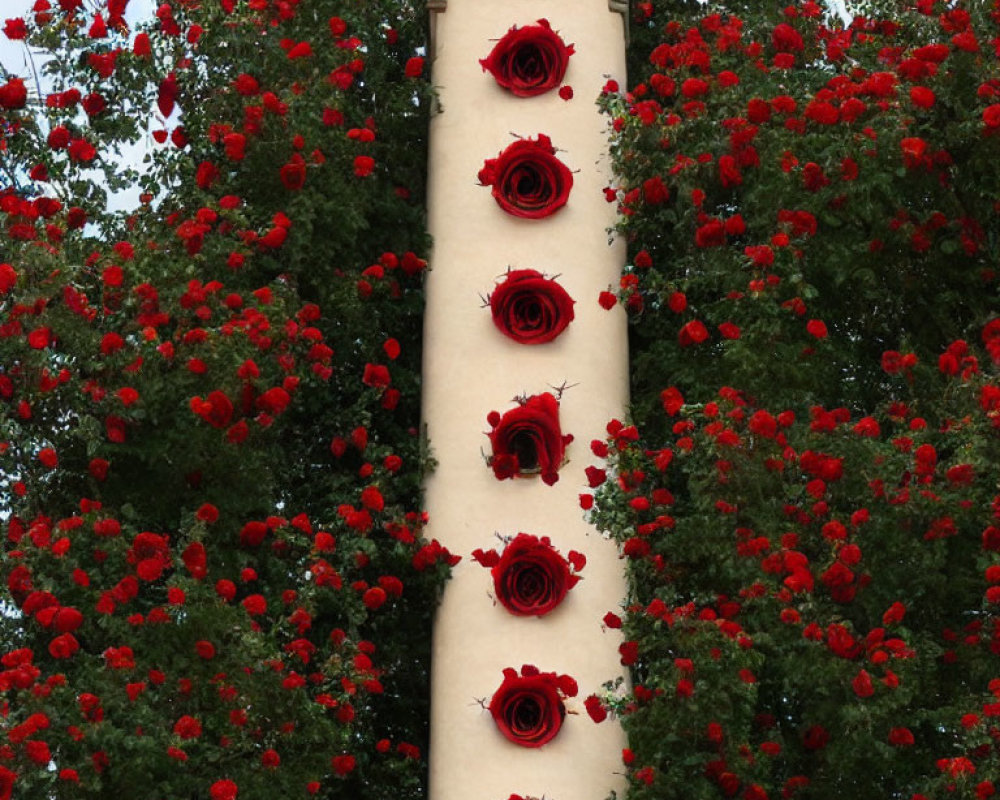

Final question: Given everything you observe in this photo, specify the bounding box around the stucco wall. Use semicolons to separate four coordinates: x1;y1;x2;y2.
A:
424;3;629;799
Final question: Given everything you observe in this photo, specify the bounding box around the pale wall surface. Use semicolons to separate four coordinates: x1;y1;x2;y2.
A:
424;2;629;799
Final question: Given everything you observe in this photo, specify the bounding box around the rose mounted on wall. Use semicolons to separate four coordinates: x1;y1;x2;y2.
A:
489;664;578;747
488;269;575;345
478;134;573;219
472;533;585;616
480;19;574;98
486;392;573;485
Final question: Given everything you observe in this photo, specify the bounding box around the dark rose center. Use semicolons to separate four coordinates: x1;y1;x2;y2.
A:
513;563;549;603
512;44;544;83
510;430;539;471
510;695;542;733
513;166;542;199
514;297;544;329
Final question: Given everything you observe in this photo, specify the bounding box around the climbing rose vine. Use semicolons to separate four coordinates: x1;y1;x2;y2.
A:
586;2;1000;799
0;2;455;799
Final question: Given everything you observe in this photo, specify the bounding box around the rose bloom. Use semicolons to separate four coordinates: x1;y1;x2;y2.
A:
173;715;202;739
0;77;27;110
478;134;573;219
806;319;829;339
678;319;709;347
0;767;16;800
888;727;915;747
404;56;424;78
480;533;583;616
772;22;804;52
242;594;266;615
331;754;355;776
210;779;238;800
487;392;573;485
480;19;573;97
489;665;577;747
353;155;375;177
489;269;575;344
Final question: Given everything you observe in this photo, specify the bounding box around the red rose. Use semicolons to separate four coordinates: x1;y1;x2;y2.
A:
0;767;15;800
173;715;202;739
489;665;577;747
478;134;573;219
678;319;709;347
910;85;935;109
52;606;83;633
983;104;1000;130
772;23;804;53
480;19;574;98
190;390;235;428
0;263;16;294
694;217;725;248
3;18;28;40
242;594;266;615
0;77;27;110
486;392;573;485
851;669;874;698
404;56;424;78
802;724;829;750
489;269;574;344
362;363;391;388
331;754;355;776
279;154;306;190
210;780;238;800
353;155;375;177
806;319;828;339
888;727;915;747
476;533;583;616
48;632;79;659
584;694;608;723
133;32;151;57
233;73;259;95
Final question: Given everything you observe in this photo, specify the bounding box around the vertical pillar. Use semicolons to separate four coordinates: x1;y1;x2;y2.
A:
423;3;628;800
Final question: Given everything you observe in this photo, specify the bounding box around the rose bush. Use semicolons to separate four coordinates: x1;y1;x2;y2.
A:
601;1;1000;418
472;533;585;616
486;392;573;485
0;2;454;799
488;268;575;344
586;348;1000;799
480;19;574;98
489;664;578;747
478;134;574;219
588;3;1000;799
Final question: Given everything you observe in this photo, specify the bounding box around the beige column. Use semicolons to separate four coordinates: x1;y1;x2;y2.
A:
423;3;628;800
